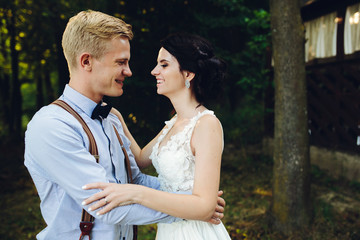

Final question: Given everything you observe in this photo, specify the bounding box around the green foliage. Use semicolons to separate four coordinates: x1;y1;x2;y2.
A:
311;165;339;191
0;0;271;145
315;199;334;222
349;180;360;191
215;96;265;145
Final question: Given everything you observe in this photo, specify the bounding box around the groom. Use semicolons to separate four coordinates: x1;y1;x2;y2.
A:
24;10;224;240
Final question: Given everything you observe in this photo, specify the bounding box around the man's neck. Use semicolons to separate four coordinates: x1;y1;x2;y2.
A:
69;77;102;103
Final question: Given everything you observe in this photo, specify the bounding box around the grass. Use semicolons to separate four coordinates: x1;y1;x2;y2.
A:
220;145;360;240
0;142;359;239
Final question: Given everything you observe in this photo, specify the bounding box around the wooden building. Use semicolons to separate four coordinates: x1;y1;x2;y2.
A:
264;0;360;180
266;0;360;154
302;0;360;154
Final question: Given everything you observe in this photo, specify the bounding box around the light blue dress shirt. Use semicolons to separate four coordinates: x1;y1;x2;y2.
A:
24;85;177;240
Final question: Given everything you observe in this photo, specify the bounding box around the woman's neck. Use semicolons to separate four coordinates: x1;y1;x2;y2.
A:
169;93;203;120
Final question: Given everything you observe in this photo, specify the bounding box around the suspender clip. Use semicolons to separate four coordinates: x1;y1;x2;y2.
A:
79;221;94;240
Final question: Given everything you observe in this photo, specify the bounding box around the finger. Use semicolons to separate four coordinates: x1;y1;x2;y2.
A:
217;197;226;208
88;198;108;211
91;199;107;212
96;201;118;215
96;199;133;215
82;182;108;190
208;216;221;225
213;211;224;220
82;191;107;205
215;204;224;214
208;218;216;224
92;192;117;213
217;190;223;197
208;219;220;225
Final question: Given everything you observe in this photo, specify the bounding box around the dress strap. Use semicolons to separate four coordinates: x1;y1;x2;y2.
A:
177;110;214;147
185;110;215;133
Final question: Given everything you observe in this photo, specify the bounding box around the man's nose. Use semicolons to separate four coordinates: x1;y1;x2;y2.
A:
124;66;132;77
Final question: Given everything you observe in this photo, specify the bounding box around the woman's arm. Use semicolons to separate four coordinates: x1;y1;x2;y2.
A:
83;115;224;221
137;115;224;220
110;107;165;168
82;185;225;224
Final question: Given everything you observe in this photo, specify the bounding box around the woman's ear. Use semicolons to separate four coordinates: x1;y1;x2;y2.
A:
185;71;195;82
80;53;92;71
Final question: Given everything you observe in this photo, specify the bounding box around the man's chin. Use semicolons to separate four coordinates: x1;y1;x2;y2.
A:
108;90;124;97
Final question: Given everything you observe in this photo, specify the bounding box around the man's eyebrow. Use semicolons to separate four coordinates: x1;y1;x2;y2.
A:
115;58;129;62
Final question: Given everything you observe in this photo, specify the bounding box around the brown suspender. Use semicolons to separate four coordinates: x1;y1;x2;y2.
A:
52;100;137;240
52;100;97;240
113;126;138;239
113;125;133;183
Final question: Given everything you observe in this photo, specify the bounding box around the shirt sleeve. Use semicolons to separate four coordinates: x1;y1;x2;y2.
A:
107;113;161;190
25;110;178;226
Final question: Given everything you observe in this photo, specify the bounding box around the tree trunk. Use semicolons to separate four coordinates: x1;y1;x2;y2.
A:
44;68;55;104
9;5;22;140
35;66;44;110
270;0;311;235
0;74;11;134
49;2;69;96
55;37;69;95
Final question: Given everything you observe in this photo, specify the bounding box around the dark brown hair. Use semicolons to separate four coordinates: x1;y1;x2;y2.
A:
160;33;226;105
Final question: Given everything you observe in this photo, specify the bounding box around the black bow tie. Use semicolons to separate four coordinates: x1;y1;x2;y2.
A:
91;102;112;120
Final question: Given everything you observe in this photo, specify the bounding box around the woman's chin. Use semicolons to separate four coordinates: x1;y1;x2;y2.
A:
156;88;163;95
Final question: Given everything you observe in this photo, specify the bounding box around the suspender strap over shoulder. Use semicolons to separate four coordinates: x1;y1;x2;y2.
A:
52;100;99;161
51;99;137;240
52;100;97;240
112;125;138;239
112;125;133;184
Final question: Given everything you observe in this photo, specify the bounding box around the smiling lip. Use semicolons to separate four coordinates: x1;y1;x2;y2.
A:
156;78;164;85
115;79;123;85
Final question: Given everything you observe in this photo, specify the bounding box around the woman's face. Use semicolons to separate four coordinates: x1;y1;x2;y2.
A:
151;47;187;97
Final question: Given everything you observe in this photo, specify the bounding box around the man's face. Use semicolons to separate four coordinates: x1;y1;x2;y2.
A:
89;37;132;102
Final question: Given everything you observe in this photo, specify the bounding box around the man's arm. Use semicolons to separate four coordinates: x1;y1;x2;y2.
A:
25;110;178;226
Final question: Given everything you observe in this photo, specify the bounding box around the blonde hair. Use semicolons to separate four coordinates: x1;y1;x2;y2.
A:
62;10;133;72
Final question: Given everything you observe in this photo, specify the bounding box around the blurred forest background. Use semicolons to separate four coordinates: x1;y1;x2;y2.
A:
0;0;270;146
1;0;359;239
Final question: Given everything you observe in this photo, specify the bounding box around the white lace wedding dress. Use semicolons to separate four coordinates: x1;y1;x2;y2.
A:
150;110;231;240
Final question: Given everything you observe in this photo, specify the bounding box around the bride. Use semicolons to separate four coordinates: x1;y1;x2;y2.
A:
83;33;231;239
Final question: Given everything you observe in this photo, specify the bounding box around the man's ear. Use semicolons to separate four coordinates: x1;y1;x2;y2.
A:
185;71;195;82
80;53;92;71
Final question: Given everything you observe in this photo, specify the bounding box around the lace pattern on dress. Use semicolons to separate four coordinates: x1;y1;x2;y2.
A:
150;110;214;192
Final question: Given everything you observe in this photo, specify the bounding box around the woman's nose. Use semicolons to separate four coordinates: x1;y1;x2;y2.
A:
151;66;158;76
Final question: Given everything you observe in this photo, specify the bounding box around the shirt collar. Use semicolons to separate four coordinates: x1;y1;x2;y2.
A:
62;84;98;118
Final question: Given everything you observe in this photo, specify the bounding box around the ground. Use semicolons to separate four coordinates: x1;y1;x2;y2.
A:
0;142;359;239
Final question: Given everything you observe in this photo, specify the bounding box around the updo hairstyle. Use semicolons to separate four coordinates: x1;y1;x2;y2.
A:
160;33;226;105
